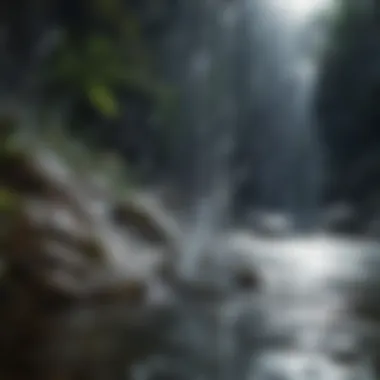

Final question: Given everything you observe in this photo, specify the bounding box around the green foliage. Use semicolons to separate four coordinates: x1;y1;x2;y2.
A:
47;33;131;118
0;187;19;214
43;1;173;123
0;0;179;192
87;84;119;118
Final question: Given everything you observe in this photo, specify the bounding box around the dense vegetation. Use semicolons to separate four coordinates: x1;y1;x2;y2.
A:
0;0;178;181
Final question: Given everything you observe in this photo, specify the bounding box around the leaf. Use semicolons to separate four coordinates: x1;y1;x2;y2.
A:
87;84;120;118
0;187;19;213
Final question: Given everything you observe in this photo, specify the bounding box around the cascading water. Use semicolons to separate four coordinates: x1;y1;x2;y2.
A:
174;0;336;280
172;0;336;263
239;0;335;230
168;0;240;281
134;1;380;380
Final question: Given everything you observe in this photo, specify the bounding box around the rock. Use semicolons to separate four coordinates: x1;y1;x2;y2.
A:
1;149;66;199
234;266;261;291
320;203;357;234
0;141;174;379
247;210;294;237
112;191;181;249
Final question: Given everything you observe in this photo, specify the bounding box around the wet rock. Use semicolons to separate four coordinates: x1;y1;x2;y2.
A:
0;140;175;379
320;203;357;234
113;201;171;245
234;266;261;291
247;210;294;237
1;149;67;199
321;199;380;238
112;191;181;249
330;349;362;366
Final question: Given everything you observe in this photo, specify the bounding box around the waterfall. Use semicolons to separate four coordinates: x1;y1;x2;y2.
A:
241;0;336;229
132;2;380;380
173;0;240;280
171;0;337;279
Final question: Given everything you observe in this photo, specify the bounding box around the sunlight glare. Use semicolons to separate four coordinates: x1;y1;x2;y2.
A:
276;0;334;23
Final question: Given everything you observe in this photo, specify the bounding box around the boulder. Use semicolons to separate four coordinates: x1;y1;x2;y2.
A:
0;137;176;379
